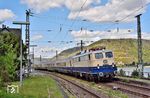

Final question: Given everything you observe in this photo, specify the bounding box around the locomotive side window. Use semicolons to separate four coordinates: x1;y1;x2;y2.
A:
95;53;103;59
80;56;84;61
80;55;90;61
105;52;113;58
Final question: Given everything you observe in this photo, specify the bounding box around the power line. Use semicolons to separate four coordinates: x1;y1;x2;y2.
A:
30;1;150;47
61;0;88;42
101;2;150;33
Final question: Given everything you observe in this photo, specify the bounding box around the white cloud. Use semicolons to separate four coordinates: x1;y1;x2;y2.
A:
21;0;100;13
34;46;55;58
65;0;100;11
21;0;150;22
0;9;15;22
34;45;67;58
69;0;150;22
31;34;44;41
71;29;150;41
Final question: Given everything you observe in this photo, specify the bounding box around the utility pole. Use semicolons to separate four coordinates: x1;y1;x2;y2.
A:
30;45;37;69
13;21;30;86
26;9;33;73
40;55;42;67
76;28;85;51
56;50;58;60
81;40;84;51
54;50;58;67
135;14;143;78
77;40;85;51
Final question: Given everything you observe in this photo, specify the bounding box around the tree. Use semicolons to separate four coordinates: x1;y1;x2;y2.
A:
0;32;23;83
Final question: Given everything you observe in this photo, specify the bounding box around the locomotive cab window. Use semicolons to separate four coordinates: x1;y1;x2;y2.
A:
105;52;113;58
95;53;103;59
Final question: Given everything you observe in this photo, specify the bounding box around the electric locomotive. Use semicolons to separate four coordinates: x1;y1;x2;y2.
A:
47;48;117;81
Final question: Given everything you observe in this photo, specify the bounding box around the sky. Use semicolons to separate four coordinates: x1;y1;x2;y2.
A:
0;0;150;58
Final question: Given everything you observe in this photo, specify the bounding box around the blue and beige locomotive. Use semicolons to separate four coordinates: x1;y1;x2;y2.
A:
47;47;117;81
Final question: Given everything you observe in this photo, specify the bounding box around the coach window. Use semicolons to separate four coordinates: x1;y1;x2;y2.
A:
105;52;113;58
95;53;103;59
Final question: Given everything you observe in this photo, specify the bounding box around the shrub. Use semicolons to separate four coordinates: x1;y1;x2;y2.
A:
119;69;126;76
0;32;26;84
131;70;139;78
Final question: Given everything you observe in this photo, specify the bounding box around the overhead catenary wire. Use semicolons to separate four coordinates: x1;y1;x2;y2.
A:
83;1;149;39
47;1;75;41
31;1;149;39
31;1;150;33
61;0;88;42
31;1;150;54
80;1;150;34
61;0;149;43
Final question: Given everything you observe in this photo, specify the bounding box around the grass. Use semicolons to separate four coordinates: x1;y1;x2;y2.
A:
0;76;63;98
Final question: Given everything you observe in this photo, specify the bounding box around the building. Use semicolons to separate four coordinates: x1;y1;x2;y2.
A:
0;24;21;39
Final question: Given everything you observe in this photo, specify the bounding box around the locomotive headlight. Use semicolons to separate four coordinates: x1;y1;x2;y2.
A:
112;63;116;67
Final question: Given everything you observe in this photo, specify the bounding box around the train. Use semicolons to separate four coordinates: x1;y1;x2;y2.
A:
36;48;117;81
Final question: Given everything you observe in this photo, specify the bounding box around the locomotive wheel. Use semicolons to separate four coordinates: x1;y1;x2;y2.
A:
94;75;99;83
89;74;94;82
75;72;80;78
85;74;89;81
75;72;78;78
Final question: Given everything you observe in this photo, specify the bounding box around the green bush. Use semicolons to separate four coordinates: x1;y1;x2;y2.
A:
119;69;126;76
0;32;27;85
131;70;139;78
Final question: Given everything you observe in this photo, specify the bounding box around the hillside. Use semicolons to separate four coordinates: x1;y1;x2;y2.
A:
56;39;150;65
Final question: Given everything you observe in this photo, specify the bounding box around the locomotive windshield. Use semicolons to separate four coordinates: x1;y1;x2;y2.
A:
105;52;113;58
95;53;103;59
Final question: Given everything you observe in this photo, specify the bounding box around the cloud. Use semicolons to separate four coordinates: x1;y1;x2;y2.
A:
34;45;67;58
34;46;56;58
21;0;150;22
21;0;100;13
0;9;15;22
71;29;150;41
31;34;44;41
69;0;150;22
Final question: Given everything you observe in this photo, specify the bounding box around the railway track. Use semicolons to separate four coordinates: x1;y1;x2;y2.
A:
53;73;150;98
103;80;150;98
41;71;110;98
38;70;150;98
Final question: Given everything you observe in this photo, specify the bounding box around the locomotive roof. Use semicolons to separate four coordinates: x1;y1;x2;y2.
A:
72;49;112;58
47;50;112;64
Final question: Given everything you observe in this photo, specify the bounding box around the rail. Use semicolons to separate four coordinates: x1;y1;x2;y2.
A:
40;71;110;98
